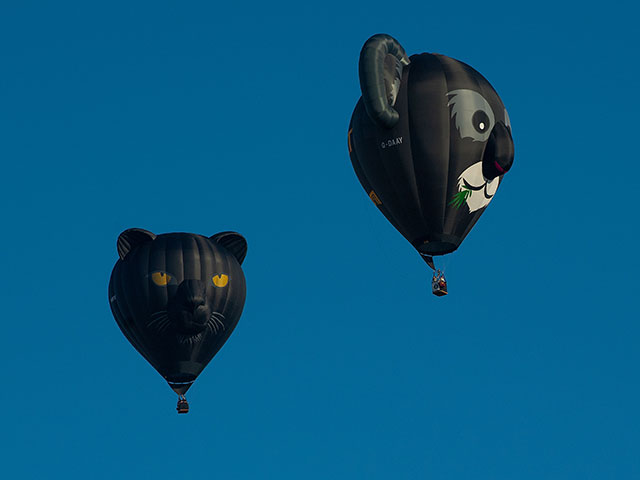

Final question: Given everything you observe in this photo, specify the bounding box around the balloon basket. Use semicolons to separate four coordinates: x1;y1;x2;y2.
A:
432;287;448;296
431;271;448;296
177;395;189;414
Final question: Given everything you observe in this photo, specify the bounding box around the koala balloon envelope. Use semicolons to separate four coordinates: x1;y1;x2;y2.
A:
348;34;514;294
108;229;247;413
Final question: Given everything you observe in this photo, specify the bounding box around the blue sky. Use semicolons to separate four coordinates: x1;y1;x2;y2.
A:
2;1;638;478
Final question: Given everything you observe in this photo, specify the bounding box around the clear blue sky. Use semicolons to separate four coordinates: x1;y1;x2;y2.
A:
2;1;638;478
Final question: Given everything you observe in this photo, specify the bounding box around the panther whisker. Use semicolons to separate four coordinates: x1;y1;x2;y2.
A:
148;318;165;327
206;319;217;333
215;317;225;331
148;311;169;327
207;312;218;333
210;312;226;331
208;312;226;334
157;317;172;332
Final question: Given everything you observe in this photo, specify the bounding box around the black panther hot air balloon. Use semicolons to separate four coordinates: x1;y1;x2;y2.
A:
108;229;247;412
348;34;514;295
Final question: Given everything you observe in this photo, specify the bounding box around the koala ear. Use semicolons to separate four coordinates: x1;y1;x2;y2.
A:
359;33;410;129
117;228;156;260
210;231;247;265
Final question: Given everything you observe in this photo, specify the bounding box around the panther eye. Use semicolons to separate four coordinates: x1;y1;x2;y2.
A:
151;271;175;286
212;274;229;288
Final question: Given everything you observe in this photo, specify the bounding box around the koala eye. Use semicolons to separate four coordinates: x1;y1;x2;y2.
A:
447;89;495;142
150;271;176;286
472;110;490;134
212;274;229;288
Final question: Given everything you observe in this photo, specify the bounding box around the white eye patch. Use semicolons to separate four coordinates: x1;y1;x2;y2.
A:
447;89;495;142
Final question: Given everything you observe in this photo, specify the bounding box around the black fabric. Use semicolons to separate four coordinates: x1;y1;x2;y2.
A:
117;228;156;260
109;230;247;394
210;231;248;265
349;38;514;259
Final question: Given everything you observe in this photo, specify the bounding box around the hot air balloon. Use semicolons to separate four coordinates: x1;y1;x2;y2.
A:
108;229;247;413
348;34;514;295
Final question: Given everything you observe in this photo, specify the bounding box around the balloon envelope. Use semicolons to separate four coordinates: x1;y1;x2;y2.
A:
349;34;514;259
108;229;247;394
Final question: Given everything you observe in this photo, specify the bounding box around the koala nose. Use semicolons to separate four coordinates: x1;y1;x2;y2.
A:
482;121;514;180
176;279;206;312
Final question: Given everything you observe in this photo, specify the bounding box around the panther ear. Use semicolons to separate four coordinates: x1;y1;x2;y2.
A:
210;232;247;265
117;228;156;260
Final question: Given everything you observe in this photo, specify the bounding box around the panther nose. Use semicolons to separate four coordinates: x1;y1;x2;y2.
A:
176;279;206;312
184;297;205;311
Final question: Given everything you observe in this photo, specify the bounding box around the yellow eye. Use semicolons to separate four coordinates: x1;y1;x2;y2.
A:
212;274;228;288
151;271;172;286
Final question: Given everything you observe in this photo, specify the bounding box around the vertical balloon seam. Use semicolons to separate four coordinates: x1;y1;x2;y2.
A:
462;74;496;242
219;246;234;356
374;101;421;243
437;55;456;237
212;239;237;363
445;58;484;238
351;115;386;216
442;57;465;236
109;270;141;360
185;236;203;361
405;58;434;241
459;66;494;242
351;110;406;239
156;239;174;368
118;253;151;366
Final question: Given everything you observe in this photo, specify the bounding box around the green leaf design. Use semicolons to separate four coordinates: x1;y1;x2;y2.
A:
449;188;472;209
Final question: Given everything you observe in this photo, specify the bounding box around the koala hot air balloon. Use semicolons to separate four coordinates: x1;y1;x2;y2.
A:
108;229;247;413
348;34;514;296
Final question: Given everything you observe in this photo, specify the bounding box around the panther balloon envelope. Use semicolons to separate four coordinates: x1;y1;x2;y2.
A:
108;229;247;412
348;34;514;276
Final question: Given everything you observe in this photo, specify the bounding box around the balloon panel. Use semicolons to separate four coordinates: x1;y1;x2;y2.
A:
350;41;514;257
109;230;247;394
